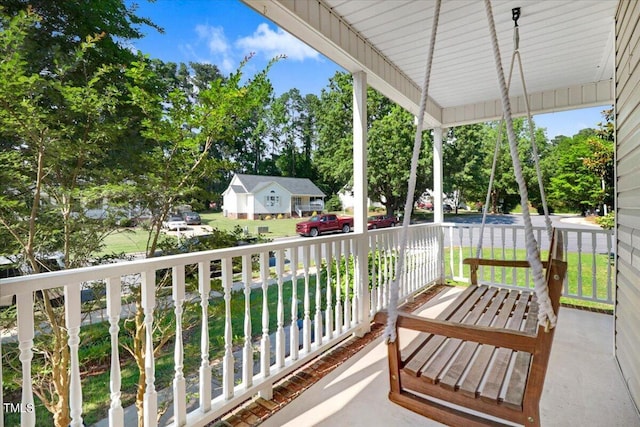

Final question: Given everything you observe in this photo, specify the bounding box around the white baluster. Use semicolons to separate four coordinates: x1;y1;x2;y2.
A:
421;227;426;288
577;232;583;298
222;257;235;400
351;238;360;325
16;292;35;427
324;242;333;340
512;228;518;286
65;283;83;427
457;227;464;279
106;277;124;427
448;226;454;280
198;261;212;412
369;235;378;314
334;241;343;334
276;249;285;367
500;227;506;284
172;266;186;426
383;233;390;308
606;230;613;302
343;239;351;329
591;232;597;299
257;252;270;382
141;270;157;427
242;254;253;387
290;246;299;360
302;245;311;353
313;243;323;346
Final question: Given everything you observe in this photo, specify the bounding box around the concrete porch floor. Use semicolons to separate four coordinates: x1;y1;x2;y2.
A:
262;287;640;427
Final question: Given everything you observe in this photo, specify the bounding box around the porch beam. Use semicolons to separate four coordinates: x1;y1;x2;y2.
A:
441;80;613;127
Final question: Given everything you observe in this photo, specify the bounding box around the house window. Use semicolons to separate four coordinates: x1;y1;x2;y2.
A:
265;192;280;207
292;196;302;207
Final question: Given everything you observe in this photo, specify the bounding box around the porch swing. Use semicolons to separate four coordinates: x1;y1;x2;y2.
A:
373;2;568;426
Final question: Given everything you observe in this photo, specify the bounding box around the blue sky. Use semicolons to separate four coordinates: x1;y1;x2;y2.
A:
128;0;608;139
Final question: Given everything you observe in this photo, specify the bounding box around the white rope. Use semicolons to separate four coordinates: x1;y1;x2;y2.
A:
515;48;553;242
476;49;516;258
484;0;557;329
477;15;553;254
385;0;441;343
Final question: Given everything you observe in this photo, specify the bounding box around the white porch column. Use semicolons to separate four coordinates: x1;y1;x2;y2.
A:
433;127;446;284
352;71;368;232
433;127;444;223
352;71;370;335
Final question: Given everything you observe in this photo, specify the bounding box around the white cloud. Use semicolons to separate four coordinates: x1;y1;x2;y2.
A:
236;23;319;61
189;24;235;73
195;24;229;55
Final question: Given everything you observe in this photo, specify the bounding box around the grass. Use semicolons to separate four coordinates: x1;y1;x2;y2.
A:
199;211;307;237
101;227;153;255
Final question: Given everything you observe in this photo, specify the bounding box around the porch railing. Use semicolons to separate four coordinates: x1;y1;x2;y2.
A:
441;223;615;306
0;222;613;426
0;224;441;427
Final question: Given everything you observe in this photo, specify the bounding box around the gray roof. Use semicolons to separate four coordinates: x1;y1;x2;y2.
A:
233;174;325;197
230;184;246;194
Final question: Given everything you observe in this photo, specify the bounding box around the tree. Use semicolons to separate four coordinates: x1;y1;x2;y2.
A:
124;55;278;258
368;105;432;215
0;8;138;426
583;108;615;213
315;71;397;201
443;124;488;213
314;72;359;196
545;131;601;213
483;118;550;213
123;54;278;425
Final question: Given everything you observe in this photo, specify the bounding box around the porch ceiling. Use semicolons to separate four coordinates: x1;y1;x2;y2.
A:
241;0;616;127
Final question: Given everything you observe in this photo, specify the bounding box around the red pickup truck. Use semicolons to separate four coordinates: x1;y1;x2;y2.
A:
296;214;354;237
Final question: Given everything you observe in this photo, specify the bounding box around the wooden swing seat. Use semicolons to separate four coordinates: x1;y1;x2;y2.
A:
374;229;566;427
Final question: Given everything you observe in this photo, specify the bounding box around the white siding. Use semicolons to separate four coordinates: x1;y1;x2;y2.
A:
253;184;291;217
615;0;640;411
222;191;238;216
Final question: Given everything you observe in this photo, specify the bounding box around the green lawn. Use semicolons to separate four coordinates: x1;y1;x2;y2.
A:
101;227;152;254
100;210;478;256
199;211;306;237
100;212;305;255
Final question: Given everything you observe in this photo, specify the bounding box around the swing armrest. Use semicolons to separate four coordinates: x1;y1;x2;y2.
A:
374;310;537;353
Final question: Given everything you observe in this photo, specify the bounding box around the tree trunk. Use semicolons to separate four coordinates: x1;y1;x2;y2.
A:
133;294;147;427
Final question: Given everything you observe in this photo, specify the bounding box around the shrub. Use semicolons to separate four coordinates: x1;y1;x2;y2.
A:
324;195;342;212
595;212;615;229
